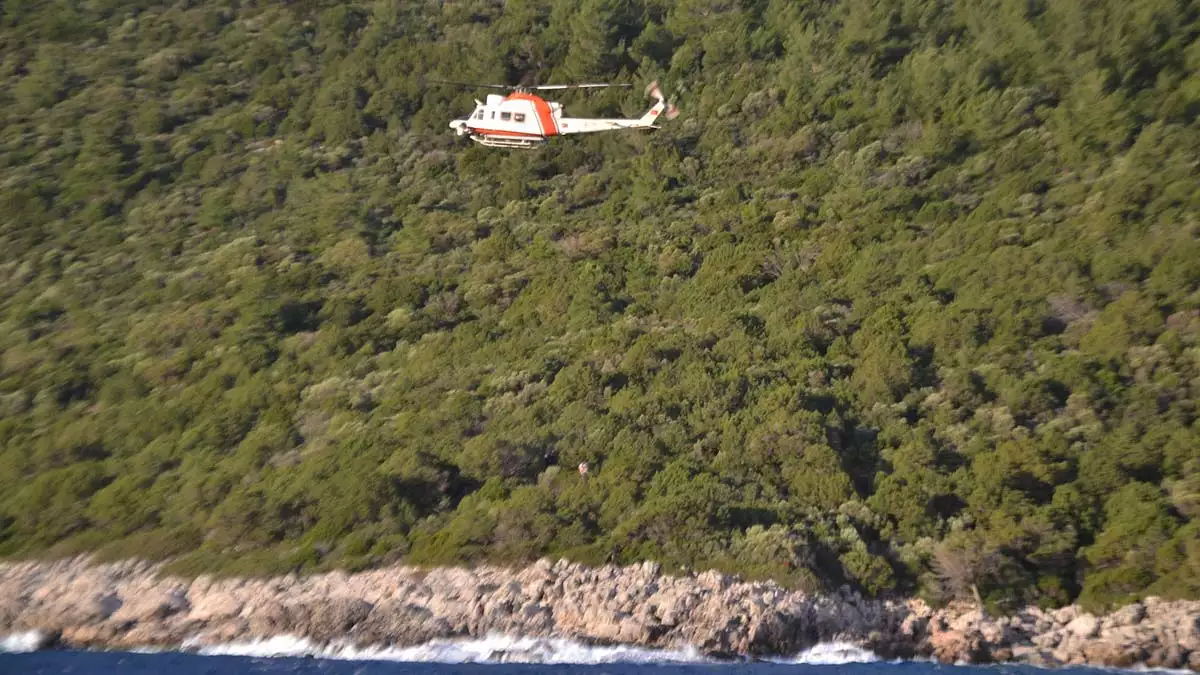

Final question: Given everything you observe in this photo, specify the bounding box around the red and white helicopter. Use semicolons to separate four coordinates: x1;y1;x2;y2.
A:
442;80;679;148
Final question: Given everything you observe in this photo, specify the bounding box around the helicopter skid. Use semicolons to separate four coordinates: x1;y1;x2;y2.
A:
471;134;546;149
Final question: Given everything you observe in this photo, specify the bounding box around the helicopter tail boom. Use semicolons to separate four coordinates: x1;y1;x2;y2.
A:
557;81;678;134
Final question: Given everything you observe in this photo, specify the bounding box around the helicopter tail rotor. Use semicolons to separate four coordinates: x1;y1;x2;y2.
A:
643;80;680;122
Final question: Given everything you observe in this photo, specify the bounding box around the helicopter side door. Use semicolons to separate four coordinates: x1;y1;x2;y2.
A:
472;98;547;138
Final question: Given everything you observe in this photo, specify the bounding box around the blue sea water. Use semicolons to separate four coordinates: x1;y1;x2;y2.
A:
0;652;1159;675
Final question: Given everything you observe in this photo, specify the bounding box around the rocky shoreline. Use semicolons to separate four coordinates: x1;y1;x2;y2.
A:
1;556;1198;669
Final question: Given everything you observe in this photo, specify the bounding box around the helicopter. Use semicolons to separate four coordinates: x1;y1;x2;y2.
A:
439;79;679;149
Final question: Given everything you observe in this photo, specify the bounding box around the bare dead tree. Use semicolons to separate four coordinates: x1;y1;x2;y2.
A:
932;537;992;611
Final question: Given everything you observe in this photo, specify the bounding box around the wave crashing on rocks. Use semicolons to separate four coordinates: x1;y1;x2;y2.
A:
1;630;52;653
183;633;713;664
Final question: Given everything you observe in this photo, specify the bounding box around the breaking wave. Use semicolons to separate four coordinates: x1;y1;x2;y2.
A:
0;630;48;653
183;633;713;664
7;629;879;666
774;641;881;665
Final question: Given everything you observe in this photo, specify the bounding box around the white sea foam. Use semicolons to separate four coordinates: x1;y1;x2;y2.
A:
0;630;47;653
1124;666;1194;675
1003;663;1194;675
181;633;893;666
769;641;881;665
183;633;714;664
794;641;881;664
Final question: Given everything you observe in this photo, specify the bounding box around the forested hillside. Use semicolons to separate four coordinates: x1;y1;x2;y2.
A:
1;0;1198;613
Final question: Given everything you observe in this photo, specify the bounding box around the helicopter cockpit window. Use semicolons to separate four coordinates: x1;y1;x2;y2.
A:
500;112;511;121
514;113;526;123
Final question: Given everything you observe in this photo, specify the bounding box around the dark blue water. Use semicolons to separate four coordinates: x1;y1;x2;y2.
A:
0;652;1150;675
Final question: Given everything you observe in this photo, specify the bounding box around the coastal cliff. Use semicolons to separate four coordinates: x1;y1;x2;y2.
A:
2;557;1198;668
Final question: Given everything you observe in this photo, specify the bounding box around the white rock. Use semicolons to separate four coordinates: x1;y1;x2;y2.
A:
1055;606;1080;625
1066;613;1099;639
188;592;244;622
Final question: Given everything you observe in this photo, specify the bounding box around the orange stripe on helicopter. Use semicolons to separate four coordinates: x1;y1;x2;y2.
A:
504;92;558;136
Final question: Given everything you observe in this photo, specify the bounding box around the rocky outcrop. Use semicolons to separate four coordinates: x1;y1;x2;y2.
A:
1;555;1197;669
908;598;1200;670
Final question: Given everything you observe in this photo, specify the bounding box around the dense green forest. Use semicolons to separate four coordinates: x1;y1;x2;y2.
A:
1;0;1198;614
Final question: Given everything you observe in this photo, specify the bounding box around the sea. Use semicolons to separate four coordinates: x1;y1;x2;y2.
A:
0;632;1184;675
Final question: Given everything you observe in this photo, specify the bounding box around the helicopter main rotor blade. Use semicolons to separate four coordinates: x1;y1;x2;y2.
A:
528;83;634;90
427;79;512;90
427;79;637;93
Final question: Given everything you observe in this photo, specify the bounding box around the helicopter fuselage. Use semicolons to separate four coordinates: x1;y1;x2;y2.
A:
448;90;667;148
